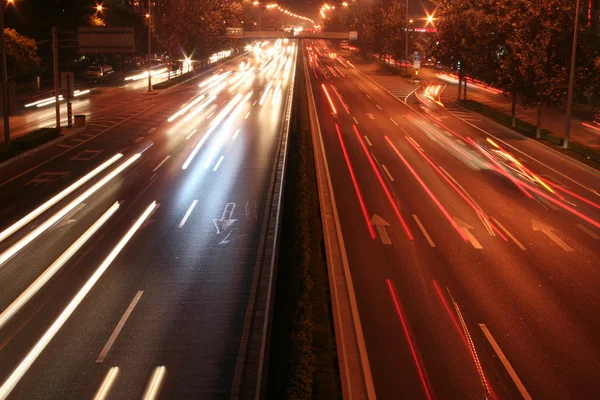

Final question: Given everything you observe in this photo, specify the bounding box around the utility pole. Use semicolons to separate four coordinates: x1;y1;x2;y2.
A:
404;0;408;73
1;2;10;145
52;27;60;130
147;0;152;92
564;0;581;149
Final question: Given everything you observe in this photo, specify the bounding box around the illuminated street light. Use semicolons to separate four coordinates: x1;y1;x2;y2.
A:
96;3;103;12
342;2;348;6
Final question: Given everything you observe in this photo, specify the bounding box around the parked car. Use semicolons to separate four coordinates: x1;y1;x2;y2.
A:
83;65;114;81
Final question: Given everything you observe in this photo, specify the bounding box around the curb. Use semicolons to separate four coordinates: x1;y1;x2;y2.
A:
351;54;600;179
310;47;376;400
451;100;600;178
229;46;296;400
0;126;86;171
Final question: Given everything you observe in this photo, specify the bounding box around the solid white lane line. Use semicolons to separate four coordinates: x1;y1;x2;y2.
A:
152;156;170;172
479;324;532;400
213;155;224;171
413;214;435;247
490;217;526;250
390;117;398;126
0;154;122;244
0;154;140;267
0;203;119;331
353;117;359;125
575;223;600;239
178;200;198;228
95;290;144;363
142;366;167;400
376;104;382;110
185;129;198;140
0;203;155;400
382;164;395;182
363;135;372;147
93;367;120;400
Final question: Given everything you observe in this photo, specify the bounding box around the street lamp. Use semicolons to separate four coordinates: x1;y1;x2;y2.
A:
145;8;152;92
96;3;103;12
564;0;581;149
1;0;15;146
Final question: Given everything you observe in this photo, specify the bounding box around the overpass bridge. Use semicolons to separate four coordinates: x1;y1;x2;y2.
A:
224;28;357;40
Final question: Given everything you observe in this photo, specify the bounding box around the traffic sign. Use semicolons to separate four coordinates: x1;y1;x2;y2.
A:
414;60;421;69
413;51;421;61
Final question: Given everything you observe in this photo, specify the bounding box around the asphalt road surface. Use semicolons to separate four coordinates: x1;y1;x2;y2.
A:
0;40;296;399
306;40;600;399
1;64;189;141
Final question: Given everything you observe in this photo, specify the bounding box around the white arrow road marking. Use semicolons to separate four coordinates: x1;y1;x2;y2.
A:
366;113;375;120
214;203;237;234
575;223;600;240
454;217;483;249
370;214;391;245
219;230;247;245
532;219;573;252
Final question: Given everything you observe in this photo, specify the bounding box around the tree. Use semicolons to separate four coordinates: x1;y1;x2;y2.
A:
4;28;40;77
503;0;575;137
89;14;107;27
362;0;406;60
156;0;243;60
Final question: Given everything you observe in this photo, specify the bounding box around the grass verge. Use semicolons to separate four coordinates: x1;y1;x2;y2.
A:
267;51;341;400
458;99;600;169
0;127;60;163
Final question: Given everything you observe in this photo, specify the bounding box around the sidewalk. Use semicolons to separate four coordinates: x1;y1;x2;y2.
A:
418;68;600;150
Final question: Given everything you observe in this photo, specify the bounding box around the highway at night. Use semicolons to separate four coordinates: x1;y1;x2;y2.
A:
305;40;600;399
0;40;296;399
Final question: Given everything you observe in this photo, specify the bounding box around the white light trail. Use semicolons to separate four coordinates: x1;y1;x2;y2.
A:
0;202;156;400
0;154;140;267
182;93;243;170
0;154;122;244
0;202;120;331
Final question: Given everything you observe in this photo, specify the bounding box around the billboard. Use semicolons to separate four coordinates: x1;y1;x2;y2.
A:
78;27;135;54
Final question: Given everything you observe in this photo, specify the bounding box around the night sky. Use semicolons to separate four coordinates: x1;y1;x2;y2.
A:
280;0;436;26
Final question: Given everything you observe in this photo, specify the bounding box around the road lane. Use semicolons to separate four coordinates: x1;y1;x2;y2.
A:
308;40;600;399
0;40;296;399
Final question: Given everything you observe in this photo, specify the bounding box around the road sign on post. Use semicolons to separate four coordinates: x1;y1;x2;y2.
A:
78;27;135;54
349;31;358;40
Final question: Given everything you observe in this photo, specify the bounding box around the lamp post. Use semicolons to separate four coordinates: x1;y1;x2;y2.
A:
404;0;409;72
0;0;13;146
564;0;581;149
146;7;152;92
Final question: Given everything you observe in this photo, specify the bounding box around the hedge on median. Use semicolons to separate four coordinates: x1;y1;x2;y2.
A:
458;99;600;165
